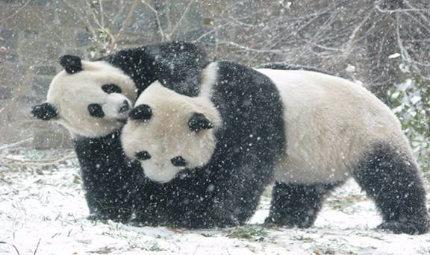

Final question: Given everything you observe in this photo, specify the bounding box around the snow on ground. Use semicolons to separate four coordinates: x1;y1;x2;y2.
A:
1;149;430;255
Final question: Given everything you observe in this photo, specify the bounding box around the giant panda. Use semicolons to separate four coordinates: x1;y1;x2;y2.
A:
121;61;430;235
31;42;209;222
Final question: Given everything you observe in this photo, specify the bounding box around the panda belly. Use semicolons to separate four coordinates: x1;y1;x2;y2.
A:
256;68;407;185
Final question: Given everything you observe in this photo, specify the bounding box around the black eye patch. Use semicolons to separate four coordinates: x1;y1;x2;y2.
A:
171;156;187;167
129;104;152;121
88;104;105;118
102;84;122;94
136;150;151;161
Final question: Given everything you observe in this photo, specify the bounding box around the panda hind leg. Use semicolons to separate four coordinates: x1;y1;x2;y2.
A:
265;181;341;228
353;143;430;235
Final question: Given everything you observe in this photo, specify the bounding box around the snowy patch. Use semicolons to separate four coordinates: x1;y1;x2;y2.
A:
1;149;430;255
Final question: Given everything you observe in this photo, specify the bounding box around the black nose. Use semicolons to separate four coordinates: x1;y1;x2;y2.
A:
119;100;129;113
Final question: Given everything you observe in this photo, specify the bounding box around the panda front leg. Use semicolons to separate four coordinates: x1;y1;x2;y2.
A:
265;182;340;228
353;144;429;235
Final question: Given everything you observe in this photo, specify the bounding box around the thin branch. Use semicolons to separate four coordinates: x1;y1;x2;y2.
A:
111;3;128;25
85;0;104;31
33;12;68;46
0;70;32;117
375;4;430;13
0;0;32;23
99;0;105;28
192;19;237;43
0;137;33;151
223;41;286;53
395;13;412;64
169;0;196;39
0;151;76;166
33;238;41;255
0;241;20;255
60;0;97;37
140;0;166;41
109;0;140;52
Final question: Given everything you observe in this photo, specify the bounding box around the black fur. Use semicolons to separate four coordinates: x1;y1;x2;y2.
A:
202;61;286;226
67;42;209;223
73;130;141;222
353;143;429;234
88;104;105;118
102;84;122;94
188;113;214;132
31;102;58;120
128;62;286;228
265;182;341;228
135;150;151;161
59;55;83;74
171;156;187;167
129;104;152;121
104;41;209;96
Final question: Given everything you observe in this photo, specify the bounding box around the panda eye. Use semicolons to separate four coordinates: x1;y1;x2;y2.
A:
102;84;122;94
171;156;187;167
136;150;151;161
88;104;105;118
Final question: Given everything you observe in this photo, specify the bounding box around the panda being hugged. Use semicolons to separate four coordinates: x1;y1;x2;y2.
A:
31;42;208;222
121;61;430;235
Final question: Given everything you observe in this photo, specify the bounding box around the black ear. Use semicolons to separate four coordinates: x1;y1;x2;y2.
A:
188;113;214;132
31;103;58;120
59;55;83;74
129;104;152;121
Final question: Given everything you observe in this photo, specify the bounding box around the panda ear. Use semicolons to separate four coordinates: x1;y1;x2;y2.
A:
59;55;83;74
188;113;214;132
31;103;58;120
129;104;152;122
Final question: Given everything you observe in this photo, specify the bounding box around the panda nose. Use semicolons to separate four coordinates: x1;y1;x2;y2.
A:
119;100;130;113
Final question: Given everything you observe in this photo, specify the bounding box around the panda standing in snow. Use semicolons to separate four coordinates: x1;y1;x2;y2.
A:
31;42;209;222
121;61;430;235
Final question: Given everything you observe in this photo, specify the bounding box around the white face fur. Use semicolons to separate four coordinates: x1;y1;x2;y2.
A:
46;61;137;138
121;81;221;183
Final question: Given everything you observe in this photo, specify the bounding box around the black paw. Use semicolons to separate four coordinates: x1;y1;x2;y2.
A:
377;219;430;235
87;210;132;223
86;213;109;222
263;216;313;228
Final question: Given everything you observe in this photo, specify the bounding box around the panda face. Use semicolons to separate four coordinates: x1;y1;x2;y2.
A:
33;58;137;138
121;81;221;183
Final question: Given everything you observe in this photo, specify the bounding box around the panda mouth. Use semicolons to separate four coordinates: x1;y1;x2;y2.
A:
116;118;128;124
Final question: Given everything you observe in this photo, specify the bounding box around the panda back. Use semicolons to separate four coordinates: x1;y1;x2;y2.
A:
256;69;410;184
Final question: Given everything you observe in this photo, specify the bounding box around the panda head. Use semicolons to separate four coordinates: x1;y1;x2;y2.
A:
31;55;137;138
121;81;221;183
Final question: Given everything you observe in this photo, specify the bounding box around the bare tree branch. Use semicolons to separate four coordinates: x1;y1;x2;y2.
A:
0;0;32;23
140;0;167;42
169;0;197;39
109;0;140;52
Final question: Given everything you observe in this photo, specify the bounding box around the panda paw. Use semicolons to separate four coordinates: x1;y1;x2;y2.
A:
263;216;313;229
377;219;430;235
87;210;132;223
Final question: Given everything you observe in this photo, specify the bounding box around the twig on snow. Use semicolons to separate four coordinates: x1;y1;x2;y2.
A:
0;241;21;255
33;238;41;255
0;137;33;151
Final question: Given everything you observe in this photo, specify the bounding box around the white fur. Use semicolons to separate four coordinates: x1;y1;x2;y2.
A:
47;61;137;138
199;62;218;98
256;69;411;184
121;81;221;183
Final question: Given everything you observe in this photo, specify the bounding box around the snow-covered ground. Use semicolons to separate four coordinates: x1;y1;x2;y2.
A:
1;149;430;255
